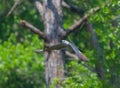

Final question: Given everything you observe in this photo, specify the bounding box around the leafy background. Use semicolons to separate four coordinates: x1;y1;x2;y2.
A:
0;0;120;88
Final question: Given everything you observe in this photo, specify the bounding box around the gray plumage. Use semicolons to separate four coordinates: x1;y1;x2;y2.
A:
35;40;89;61
62;40;88;61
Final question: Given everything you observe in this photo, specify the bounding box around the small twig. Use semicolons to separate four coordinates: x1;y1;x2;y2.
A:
20;20;45;39
34;0;44;17
6;0;20;17
63;7;100;37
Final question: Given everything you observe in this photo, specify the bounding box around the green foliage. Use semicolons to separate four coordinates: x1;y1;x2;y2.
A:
62;61;102;88
0;0;120;88
0;34;45;88
63;0;120;88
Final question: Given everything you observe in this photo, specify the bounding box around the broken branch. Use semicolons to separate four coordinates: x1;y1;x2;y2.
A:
35;49;78;59
34;0;44;17
20;20;45;39
62;0;84;15
63;7;100;37
6;0;20;17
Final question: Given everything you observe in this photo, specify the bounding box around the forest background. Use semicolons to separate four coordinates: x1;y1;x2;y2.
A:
0;0;120;88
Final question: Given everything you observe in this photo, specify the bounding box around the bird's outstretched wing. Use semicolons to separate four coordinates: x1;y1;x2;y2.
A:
36;40;89;62
62;40;89;62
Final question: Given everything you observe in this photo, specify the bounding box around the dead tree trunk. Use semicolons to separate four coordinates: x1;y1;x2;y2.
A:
42;0;65;88
20;0;100;88
43;1;64;87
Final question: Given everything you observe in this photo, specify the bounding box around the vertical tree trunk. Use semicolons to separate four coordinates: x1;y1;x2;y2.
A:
43;0;65;87
21;0;102;88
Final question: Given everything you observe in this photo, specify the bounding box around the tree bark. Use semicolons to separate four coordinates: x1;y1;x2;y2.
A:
43;0;65;88
21;0;99;87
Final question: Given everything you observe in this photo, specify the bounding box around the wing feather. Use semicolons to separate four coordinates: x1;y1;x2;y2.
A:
62;40;88;61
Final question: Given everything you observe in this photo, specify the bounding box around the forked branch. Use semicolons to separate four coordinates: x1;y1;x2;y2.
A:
63;7;100;38
20;20;45;39
34;0;44;17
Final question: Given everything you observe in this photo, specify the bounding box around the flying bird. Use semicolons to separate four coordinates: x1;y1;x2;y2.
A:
62;40;89;62
35;40;89;62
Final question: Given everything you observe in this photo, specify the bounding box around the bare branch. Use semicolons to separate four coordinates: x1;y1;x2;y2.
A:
62;1;70;8
62;0;84;15
63;7;100;37
6;0;20;17
20;20;45;39
34;0;44;17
